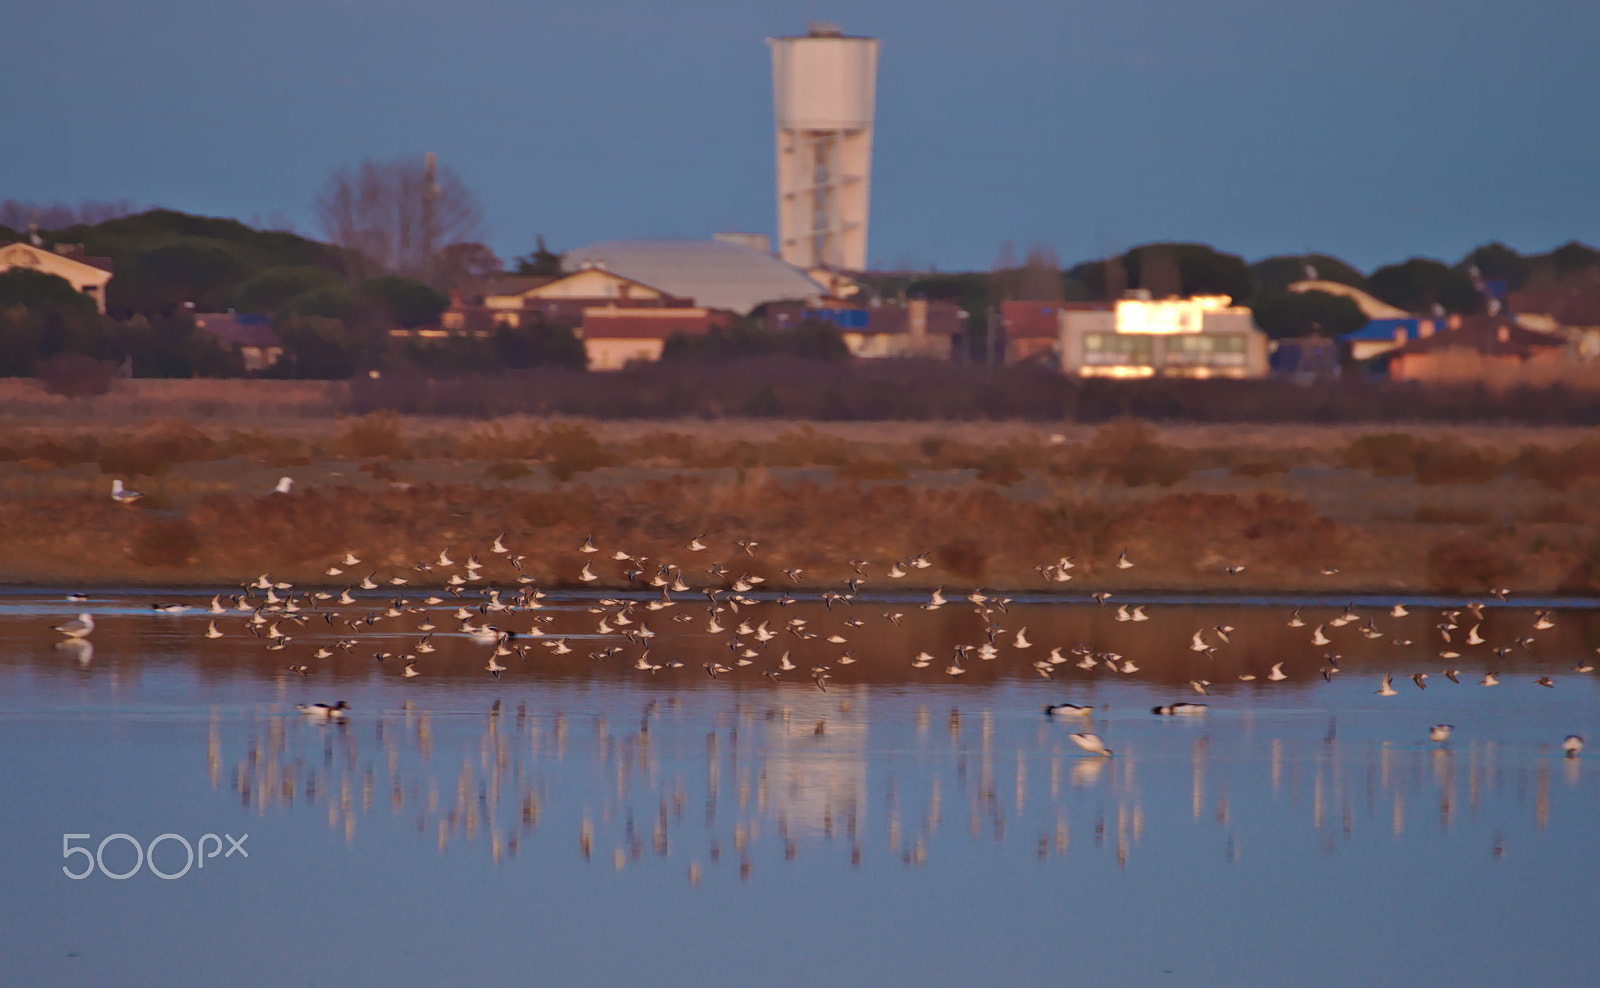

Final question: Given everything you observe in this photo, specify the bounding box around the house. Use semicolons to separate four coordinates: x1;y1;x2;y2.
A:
0;240;114;313
192;312;282;371
579;307;723;370
1340;318;1435;362
1003;301;1105;365
1386;314;1567;381
767;299;962;358
562;240;826;315
473;268;692;329
1058;294;1269;378
1508;284;1600;362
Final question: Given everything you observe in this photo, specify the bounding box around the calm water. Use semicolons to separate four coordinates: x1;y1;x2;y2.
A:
2;589;1598;987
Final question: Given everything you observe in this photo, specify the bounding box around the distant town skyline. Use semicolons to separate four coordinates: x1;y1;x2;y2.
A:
2;0;1596;272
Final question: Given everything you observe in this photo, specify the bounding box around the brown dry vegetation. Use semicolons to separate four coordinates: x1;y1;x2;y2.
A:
1;410;1598;593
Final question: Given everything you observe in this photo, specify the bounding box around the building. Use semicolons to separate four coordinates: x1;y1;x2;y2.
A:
1340;318;1435;362
0;240;114;313
1288;279;1408;319
192;312;282;371
1002;301;1106;365
579;307;721;370
1058;294;1269;378
469;267;692;329
1386;314;1568;381
1508;284;1600;362
562;240;825;315
768;23;879;272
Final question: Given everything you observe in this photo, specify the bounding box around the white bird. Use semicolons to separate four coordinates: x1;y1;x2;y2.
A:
110;479;143;505
1044;703;1094;717
1429;724;1453;742
1390;604;1409;617
492;534;510;554
274;476;294;494
205;621;223;639
1287;607;1305;628
1012;627;1031;648
1563;735;1584;758
580;535;598;553
1130;605;1149;622
1376;673;1398;696
1116;549;1134;569
1153;703;1207;716
1267;662;1287;681
1189;629;1210;653
402;661;420;679
1481;672;1500;686
53;613;95;639
341;552;360;566
1068;732;1113;756
579;562;598;583
297;701;349;719
1311;625;1331;646
687;534;708;552
1466;623;1485;645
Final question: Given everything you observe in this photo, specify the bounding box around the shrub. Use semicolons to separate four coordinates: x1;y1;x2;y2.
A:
936;538;988;580
1230;459;1290;478
542;424;612;481
836;457;908;481
131;516;202;567
486;460;532;480
1414;440;1504;485
334;411;409;459
518;491;589;528
36;354;118;398
974;449;1026;486
1076;419;1190;486
1426;535;1515;592
1342;433;1418;476
1511;439;1600;490
1414;505;1494;524
97;420;218;477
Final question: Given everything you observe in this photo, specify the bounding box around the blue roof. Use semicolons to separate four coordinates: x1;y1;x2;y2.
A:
1340;318;1422;342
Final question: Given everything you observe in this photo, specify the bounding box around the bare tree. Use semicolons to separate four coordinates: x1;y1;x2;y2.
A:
315;153;484;285
1017;242;1063;301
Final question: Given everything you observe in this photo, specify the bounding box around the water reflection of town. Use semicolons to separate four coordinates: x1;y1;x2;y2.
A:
217;691;1597;881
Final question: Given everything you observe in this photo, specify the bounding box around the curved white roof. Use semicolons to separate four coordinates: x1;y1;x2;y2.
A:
563;240;825;315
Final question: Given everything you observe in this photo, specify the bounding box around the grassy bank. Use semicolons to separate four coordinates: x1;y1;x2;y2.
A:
1;412;1597;593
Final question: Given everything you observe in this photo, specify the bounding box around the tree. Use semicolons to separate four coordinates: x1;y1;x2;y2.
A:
274;315;363;378
493;315;586;370
1367;258;1482;315
435;242;502;299
1249;289;1369;340
514;236;564;278
232;265;342;314
357;276;449;328
1250;253;1366;294
315;154;484;285
1459;242;1529;290
0;269;97;311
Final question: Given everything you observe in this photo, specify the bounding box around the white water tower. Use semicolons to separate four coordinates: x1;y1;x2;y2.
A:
768;22;879;272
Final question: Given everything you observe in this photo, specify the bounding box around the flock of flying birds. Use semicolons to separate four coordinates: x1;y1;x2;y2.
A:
47;527;1591;761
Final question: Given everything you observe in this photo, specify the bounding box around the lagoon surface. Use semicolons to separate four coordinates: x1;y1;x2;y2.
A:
3;590;1598;987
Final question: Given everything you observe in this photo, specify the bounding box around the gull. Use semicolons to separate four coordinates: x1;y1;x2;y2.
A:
110;479;144;505
1153;703;1207;716
1376;673;1399;696
1535;676;1555;688
1480;672;1499;686
1116;549;1133;569
1267;662;1287;681
1068;732;1113;756
274;476;294;494
1563;735;1584;758
296;701;348;719
53;613;95;639
1044;703;1094;717
579;562;598;583
1429;725;1453;742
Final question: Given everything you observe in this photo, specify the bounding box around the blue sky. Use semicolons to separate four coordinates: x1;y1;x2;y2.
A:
2;0;1595;272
